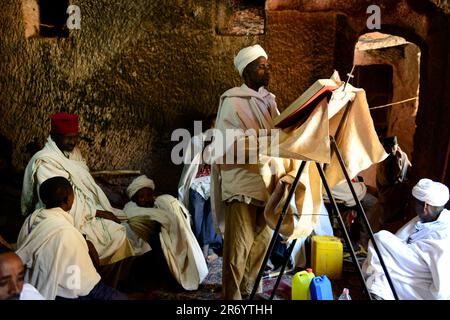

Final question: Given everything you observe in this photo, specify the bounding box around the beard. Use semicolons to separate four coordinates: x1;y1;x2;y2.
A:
256;74;270;89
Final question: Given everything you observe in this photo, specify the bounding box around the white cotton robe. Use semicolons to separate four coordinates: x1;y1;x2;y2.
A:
123;195;208;291
178;133;211;208
21;136;137;264
210;84;280;234
16;207;101;300
363;209;450;300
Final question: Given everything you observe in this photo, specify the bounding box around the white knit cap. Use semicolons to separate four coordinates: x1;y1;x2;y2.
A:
412;178;449;207
234;44;268;77
126;175;155;199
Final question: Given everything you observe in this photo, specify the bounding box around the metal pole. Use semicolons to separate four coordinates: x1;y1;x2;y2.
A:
329;136;399;300
315;162;373;300
248;160;307;300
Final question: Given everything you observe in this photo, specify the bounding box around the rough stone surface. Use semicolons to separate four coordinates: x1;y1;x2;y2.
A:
0;0;262;194
0;0;449;197
216;1;265;35
265;10;337;110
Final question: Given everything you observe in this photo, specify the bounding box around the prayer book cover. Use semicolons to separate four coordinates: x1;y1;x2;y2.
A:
274;79;339;128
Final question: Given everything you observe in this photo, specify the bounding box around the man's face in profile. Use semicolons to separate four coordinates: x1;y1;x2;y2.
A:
246;56;270;89
0;252;25;300
52;133;79;152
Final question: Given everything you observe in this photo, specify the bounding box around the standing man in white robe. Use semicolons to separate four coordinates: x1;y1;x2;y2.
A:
21;112;145;265
363;178;450;299
212;44;278;299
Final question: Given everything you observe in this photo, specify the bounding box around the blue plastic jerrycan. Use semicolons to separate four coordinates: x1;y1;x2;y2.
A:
309;275;334;300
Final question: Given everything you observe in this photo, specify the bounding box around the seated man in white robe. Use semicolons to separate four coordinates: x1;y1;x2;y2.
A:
363;178;450;300
21;112;148;266
0;247;44;300
123;175;208;291
16;176;127;300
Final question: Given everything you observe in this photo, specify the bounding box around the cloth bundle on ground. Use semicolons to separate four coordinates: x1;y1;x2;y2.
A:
123;194;208;291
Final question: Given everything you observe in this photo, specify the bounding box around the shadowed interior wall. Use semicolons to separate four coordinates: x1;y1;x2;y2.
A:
1;0;263;194
0;0;448;196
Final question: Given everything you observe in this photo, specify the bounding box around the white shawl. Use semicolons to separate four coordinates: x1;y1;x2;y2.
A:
123;195;208;291
16;208;101;300
21;136;132;262
178;133;205;208
211;84;279;234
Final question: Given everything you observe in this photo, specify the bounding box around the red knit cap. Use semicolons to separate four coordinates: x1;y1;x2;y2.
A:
50;112;79;135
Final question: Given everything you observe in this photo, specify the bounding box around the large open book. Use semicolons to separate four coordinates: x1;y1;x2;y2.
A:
274;79;340;128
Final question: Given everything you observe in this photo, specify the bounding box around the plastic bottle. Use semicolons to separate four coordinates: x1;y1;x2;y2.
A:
291;268;315;300
338;288;352;300
309;275;334;300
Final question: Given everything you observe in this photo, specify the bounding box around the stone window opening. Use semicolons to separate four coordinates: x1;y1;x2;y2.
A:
354;32;421;188
22;0;69;39
216;0;266;35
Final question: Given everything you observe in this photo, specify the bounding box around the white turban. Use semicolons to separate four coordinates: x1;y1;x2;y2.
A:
234;44;268;77
126;175;155;199
412;178;449;207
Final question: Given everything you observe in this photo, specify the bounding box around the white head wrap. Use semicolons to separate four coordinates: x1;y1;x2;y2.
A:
126;175;155;199
412;178;449;207
234;44;268;77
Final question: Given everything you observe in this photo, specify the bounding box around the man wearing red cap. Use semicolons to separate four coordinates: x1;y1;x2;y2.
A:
48;112;79;152
21;112;148;266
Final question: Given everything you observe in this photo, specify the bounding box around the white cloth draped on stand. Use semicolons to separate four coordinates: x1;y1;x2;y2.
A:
261;83;387;241
211;81;387;241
